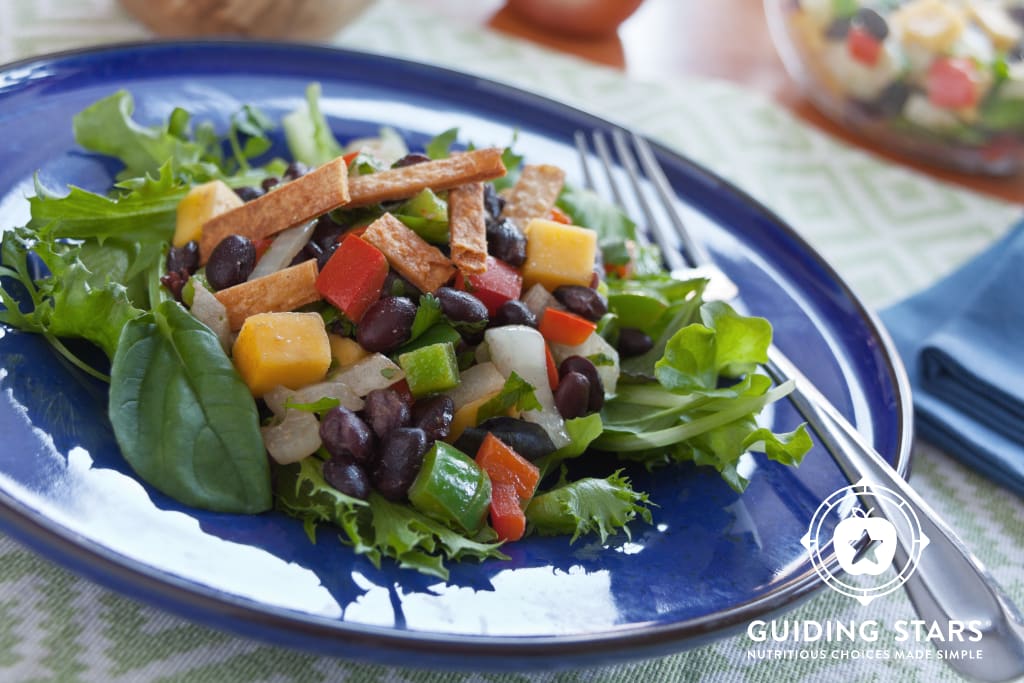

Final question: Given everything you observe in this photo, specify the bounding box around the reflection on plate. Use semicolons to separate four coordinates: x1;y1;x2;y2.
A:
0;42;912;670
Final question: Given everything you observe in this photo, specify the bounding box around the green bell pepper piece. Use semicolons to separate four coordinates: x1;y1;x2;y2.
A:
408;441;492;533
398;341;460;397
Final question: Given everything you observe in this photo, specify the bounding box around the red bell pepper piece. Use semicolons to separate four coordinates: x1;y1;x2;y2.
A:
926;57;979;109
539;307;597;346
476;434;540;542
316;234;388;323
476;433;540;499
548;206;572;224
455;255;523;317
252;237;273;264
489;483;526;542
544;342;560;391
847;26;882;66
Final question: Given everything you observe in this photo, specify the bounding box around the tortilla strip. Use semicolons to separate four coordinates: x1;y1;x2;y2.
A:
215;259;321;330
361;213;455;293
447;182;488;275
200;156;350;262
347;148;506;207
499;164;566;232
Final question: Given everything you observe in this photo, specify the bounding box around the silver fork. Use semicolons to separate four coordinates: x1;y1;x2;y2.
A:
576;128;1024;682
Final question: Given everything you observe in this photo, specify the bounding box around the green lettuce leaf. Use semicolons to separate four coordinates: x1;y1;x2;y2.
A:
274;457;506;580
526;470;652;543
73;90;210;180
476;371;542;424
0;227;143;366
283;82;344;166
534;413;604;479
29;162;187;244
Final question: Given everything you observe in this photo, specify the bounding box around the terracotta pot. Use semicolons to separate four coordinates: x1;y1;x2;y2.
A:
503;0;645;39
118;0;375;40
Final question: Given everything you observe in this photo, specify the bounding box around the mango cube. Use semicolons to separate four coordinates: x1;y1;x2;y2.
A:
522;218;597;291
232;312;331;397
174;180;243;247
328;334;369;369
447;390;501;442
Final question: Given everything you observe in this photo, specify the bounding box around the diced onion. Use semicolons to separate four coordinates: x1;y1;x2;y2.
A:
484;325;570;448
261;409;321;464
190;279;232;353
263;381;364;417
521;283;561;318
247;219;317;281
444;361;505;411
331;353;405;396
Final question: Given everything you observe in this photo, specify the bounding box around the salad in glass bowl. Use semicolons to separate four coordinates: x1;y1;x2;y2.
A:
0;84;812;579
766;0;1024;174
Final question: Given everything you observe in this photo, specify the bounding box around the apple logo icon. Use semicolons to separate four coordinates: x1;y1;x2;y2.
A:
832;508;898;576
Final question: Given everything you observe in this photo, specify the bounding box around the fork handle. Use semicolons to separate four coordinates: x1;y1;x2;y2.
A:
765;346;1024;682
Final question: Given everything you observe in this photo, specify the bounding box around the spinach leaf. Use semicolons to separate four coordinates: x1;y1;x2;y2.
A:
108;300;271;513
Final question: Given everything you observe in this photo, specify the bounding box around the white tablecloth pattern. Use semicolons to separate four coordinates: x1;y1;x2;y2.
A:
0;1;1022;681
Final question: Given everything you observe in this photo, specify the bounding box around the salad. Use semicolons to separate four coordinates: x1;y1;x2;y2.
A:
0;84;812;579
776;0;1024;172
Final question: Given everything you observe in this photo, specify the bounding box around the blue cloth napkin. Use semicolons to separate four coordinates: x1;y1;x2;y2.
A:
880;217;1024;497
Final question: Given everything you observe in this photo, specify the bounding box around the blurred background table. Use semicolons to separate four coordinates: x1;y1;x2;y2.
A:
422;0;1023;205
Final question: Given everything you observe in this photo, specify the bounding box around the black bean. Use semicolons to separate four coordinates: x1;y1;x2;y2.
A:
234;186;264;202
392;152;431;168
436;287;488;325
362;388;411;439
261;177;280;192
855;7;889;40
284;161;309;180
553;285;607;322
483;183;505;219
313;213;347;250
558;355;604;412
320;407;376;466
356;296;417;353
868;81;911;117
160;270;188;301
454;417;555;462
555;371;591;420
316;240;338;270
205;235;256;290
166;240;199;275
412;395;454;441
492;299;537;328
824;16;851;40
322;456;371;500
383;270;422;302
289;240;322;267
373;427;429;500
617;327;654;358
485;217;527;266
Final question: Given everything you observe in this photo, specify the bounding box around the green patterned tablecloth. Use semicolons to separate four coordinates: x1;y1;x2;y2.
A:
1;1;1022;681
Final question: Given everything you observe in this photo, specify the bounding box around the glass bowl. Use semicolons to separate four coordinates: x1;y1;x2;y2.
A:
765;0;1024;175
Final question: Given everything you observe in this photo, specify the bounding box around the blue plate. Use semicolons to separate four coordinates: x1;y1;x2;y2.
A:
0;42;912;671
